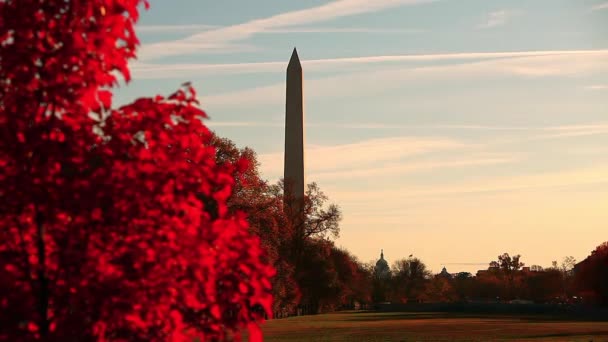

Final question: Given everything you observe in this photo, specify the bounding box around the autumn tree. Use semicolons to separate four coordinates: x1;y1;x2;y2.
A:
390;256;431;303
489;253;524;300
473;273;502;301
0;1;273;340
555;256;578;299
293;239;336;314
280;181;341;258
525;269;563;303
288;241;371;314
271;179;342;314
490;253;525;273
452;272;474;302
210;134;301;317
326;246;372;310
210;134;349;316
575;242;608;306
422;275;457;303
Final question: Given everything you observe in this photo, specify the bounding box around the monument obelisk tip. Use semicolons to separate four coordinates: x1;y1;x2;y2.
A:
288;47;301;69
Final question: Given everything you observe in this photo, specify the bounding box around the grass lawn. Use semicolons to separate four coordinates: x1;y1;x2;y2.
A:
254;311;608;341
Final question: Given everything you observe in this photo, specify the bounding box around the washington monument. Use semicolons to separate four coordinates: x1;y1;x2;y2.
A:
284;48;305;202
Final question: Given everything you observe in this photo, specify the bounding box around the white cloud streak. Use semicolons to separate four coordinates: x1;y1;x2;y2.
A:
591;1;608;11
132;49;608;79
328;165;608;203
137;0;437;60
137;24;423;35
239;123;608;182
311;156;516;180
196;51;608;108
477;10;519;29
207;121;284;127
206;121;608;137
536;124;608;139
585;84;608;90
258;136;468;178
253;136;515;182
136;24;220;33
261;27;424;34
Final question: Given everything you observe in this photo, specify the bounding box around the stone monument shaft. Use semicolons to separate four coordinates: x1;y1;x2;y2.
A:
284;48;305;201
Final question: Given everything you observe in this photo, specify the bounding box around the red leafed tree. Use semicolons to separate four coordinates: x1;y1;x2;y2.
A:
0;1;273;341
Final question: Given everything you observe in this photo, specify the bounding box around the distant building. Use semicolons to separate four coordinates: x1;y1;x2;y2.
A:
374;249;390;279
439;266;452;279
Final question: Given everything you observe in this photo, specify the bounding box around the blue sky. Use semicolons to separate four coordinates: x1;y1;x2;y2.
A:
116;0;608;273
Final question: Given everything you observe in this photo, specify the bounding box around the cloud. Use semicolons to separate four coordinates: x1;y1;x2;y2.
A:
136;24;220;33
197;50;608;108
206;121;283;127
206;121;532;130
137;24;423;35
131;49;608;79
591;1;608;11
327;165;608;204
585;84;608;90
137;0;437;59
260;27;425;34
256;136;495;181
477;10;519;29
246;122;608;183
206;121;608;140
536;123;608;139
311;156;516;180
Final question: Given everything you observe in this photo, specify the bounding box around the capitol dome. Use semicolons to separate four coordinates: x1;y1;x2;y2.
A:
374;249;390;279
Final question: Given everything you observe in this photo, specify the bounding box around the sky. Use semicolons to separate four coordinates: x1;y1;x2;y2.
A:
115;0;608;274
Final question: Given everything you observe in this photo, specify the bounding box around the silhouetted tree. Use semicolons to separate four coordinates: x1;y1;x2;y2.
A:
452;272;474;301
575;242;608;306
525;269;563;303
489;253;524;300
530;265;544;272
560;256;577;274
423;275;457;303
390;256;431;303
329;247;372;309
474;273;502;301
210;136;346;316
490;253;525;273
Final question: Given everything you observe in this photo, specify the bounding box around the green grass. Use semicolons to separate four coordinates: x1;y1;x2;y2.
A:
253;311;608;341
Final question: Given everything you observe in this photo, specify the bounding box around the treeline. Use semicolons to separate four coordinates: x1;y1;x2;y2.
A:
370;253;601;305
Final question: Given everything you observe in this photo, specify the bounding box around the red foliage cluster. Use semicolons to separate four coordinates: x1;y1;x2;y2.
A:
1;0;146;116
1;1;273;340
